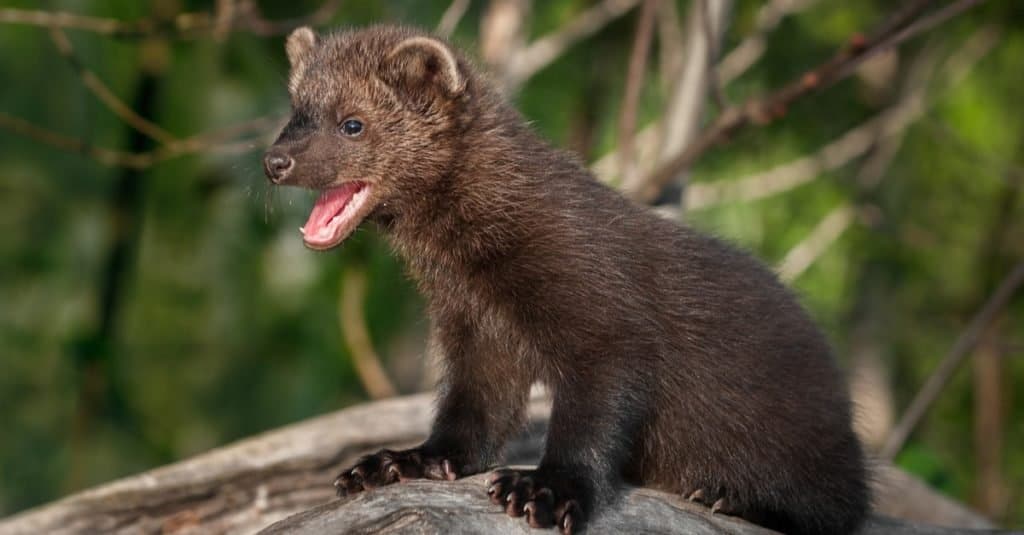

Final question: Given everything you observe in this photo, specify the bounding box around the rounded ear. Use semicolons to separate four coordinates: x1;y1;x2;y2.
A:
286;27;318;93
379;36;466;100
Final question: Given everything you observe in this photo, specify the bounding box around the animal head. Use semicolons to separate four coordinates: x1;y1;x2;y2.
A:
263;25;472;250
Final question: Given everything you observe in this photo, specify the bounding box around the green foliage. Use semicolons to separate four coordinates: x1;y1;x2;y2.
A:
0;0;1021;527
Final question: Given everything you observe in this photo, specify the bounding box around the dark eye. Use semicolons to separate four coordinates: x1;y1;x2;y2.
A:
340;118;364;137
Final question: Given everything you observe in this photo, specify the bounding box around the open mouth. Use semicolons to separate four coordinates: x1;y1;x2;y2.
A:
300;181;373;250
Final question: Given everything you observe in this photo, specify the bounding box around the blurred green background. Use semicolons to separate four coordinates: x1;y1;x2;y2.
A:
0;0;1021;527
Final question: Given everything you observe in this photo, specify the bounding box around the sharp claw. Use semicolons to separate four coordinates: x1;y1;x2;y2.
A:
386;463;401;482
711;497;725;515
442;459;456;481
687;489;704;502
562;512;574;535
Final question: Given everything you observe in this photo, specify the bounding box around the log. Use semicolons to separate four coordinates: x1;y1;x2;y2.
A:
0;393;1000;535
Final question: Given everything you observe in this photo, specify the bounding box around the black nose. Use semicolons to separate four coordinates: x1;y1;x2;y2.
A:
263;151;294;183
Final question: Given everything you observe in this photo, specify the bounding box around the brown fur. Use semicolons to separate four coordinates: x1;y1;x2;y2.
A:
264;25;869;535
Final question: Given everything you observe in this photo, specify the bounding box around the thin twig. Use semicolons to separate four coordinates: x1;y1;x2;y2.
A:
236;0;342;37
0;111;280;169
0;7;162;37
633;0;731;195
437;0;471;38
685;113;888;209
777;203;856;281
0;111;151;168
767;42;951;282
856;38;943;188
632;0;982;203
717;0;819;86
595;0;816;182
880;260;1024;460
0;1;341;39
48;27;177;145
616;0;659;186
505;0;642;89
700;0;728;109
213;0;237;42
656;0;685;93
684;23;999;210
480;0;530;83
340;268;398;400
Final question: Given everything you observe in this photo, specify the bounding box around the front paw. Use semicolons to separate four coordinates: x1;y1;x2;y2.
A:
334;447;460;497
486;468;586;534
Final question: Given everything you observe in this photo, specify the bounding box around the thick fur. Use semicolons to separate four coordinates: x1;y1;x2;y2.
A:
266;24;870;535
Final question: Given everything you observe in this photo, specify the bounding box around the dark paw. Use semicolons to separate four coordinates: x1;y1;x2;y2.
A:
486;469;584;534
334;447;460;497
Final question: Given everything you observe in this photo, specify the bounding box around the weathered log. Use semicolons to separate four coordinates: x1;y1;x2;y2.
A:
0;393;999;534
263;477;1003;535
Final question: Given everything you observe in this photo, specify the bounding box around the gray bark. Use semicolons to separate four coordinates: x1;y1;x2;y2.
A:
0;393;998;534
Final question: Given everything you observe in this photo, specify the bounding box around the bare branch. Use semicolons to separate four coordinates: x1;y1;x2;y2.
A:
595;0;815;183
236;0;342;37
0;7;159;37
480;0;530;82
505;0;642;89
0;1;341;39
685;108;902;209
623;0;730;194
48;27;177;145
213;0;237;42
855;39;944;188
700;0;729;109
616;0;660;186
0;111;280;169
340;268;398;400
881;260;1024;460
761;42;949;283
777;203;856;282
437;0;472;38
631;0;983;204
717;0;820;86
655;0;685;93
0;111;150;168
685;23;999;210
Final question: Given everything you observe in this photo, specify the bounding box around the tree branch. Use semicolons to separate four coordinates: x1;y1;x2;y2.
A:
701;0;729;110
339;268;398;400
0;1;341;39
616;0;659;187
881;260;1024;460
684;22;999;210
593;0;817;184
630;0;983;204
716;0;820;86
623;0;730;194
48;27;178;145
505;0;642;89
437;0;472;38
480;0;530;85
777;203;856;281
0;111;281;169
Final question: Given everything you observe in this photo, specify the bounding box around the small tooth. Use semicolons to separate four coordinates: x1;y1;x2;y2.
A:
299;227;306;235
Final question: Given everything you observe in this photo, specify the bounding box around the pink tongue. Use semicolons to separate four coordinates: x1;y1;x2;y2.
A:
303;183;361;236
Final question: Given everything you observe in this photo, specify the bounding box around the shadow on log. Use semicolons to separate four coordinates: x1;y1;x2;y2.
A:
0;394;1002;534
